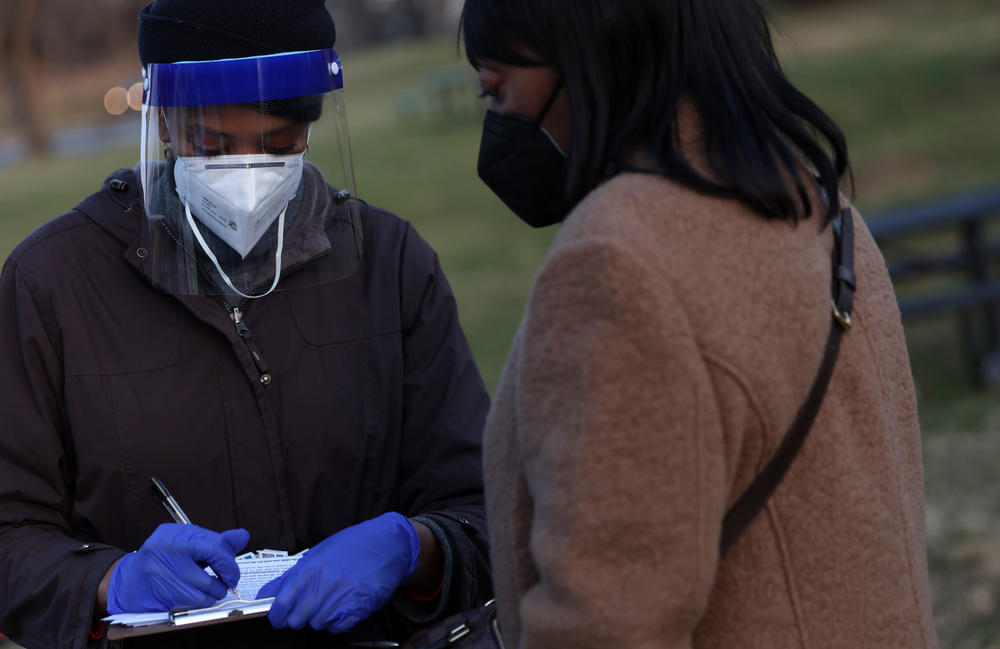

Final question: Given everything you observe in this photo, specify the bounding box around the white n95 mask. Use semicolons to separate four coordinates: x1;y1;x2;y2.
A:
173;152;305;258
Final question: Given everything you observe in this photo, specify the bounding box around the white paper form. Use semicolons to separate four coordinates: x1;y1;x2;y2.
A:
225;554;301;600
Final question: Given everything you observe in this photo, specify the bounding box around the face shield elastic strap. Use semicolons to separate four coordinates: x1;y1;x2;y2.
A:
183;202;286;300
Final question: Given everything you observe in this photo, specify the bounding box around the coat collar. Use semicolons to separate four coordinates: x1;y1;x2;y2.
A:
73;164;338;297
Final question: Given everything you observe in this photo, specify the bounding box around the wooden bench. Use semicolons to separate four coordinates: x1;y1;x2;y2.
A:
866;186;1000;385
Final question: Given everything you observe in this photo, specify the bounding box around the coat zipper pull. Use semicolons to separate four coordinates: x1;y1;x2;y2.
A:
230;306;250;337
229;306;273;386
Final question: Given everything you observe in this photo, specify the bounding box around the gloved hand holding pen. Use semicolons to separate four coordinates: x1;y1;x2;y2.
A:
258;512;421;634
106;523;250;614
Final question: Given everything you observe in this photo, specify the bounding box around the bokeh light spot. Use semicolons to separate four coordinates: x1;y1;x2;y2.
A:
127;82;144;111
104;87;128;115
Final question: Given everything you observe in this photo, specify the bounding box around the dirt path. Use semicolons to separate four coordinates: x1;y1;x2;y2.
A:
924;429;1000;648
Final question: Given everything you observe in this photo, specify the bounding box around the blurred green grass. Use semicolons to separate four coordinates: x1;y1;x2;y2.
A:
1;0;999;426
775;0;1000;208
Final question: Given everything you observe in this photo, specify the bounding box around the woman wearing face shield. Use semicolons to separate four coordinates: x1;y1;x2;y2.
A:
461;1;938;648
0;2;492;648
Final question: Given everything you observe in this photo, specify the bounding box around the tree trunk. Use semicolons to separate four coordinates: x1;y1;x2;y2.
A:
3;0;49;156
326;0;385;50
419;0;454;36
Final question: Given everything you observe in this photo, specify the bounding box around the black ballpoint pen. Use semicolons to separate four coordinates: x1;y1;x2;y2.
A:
150;476;245;601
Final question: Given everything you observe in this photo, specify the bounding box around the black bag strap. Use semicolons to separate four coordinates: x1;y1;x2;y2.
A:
719;207;856;556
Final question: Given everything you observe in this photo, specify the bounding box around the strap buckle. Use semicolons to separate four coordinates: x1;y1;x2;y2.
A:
832;299;852;330
448;624;471;644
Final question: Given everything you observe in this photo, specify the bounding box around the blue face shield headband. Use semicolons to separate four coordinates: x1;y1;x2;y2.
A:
144;48;344;107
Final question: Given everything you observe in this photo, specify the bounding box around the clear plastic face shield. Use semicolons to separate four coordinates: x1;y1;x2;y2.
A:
140;49;362;298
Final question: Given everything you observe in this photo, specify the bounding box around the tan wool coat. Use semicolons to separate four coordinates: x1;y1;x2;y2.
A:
483;171;939;649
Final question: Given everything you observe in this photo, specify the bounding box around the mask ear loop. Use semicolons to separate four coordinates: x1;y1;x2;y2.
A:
183;202;286;300
534;79;566;156
534;79;564;127
158;107;174;158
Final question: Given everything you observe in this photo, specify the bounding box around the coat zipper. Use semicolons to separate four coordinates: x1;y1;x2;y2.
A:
156;218;335;388
221;252;337;389
229;305;273;386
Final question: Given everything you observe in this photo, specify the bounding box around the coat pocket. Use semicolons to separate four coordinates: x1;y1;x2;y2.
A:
284;277;398;346
63;289;180;376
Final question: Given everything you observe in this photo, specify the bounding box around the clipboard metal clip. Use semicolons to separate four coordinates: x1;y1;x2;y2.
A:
167;597;276;626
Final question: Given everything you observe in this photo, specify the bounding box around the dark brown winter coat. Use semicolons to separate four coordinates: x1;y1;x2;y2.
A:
0;166;492;649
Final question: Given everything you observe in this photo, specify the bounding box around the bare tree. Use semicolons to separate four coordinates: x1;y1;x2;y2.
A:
33;0;146;68
326;0;386;51
1;0;49;155
416;0;457;35
326;0;457;50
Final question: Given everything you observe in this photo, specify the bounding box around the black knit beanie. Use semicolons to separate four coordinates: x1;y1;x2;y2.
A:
138;0;336;65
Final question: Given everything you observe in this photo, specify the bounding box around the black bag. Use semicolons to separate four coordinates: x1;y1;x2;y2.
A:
401;600;502;649
404;208;855;649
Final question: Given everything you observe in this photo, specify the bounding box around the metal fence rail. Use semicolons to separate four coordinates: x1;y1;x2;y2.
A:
866;185;1000;384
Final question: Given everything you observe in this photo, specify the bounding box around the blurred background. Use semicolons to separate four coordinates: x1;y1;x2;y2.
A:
1;0;999;646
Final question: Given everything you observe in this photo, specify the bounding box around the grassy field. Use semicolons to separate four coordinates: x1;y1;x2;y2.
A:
1;1;999;645
2;1;999;400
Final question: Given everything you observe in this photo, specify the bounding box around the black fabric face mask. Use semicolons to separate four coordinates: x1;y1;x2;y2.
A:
476;82;567;228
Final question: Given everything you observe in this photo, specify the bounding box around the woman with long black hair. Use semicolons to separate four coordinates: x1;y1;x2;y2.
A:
462;1;939;647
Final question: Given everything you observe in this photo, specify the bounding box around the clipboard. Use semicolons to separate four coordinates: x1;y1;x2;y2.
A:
106;597;275;639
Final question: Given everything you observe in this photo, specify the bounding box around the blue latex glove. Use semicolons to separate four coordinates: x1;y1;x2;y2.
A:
258;512;420;634
107;523;249;614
